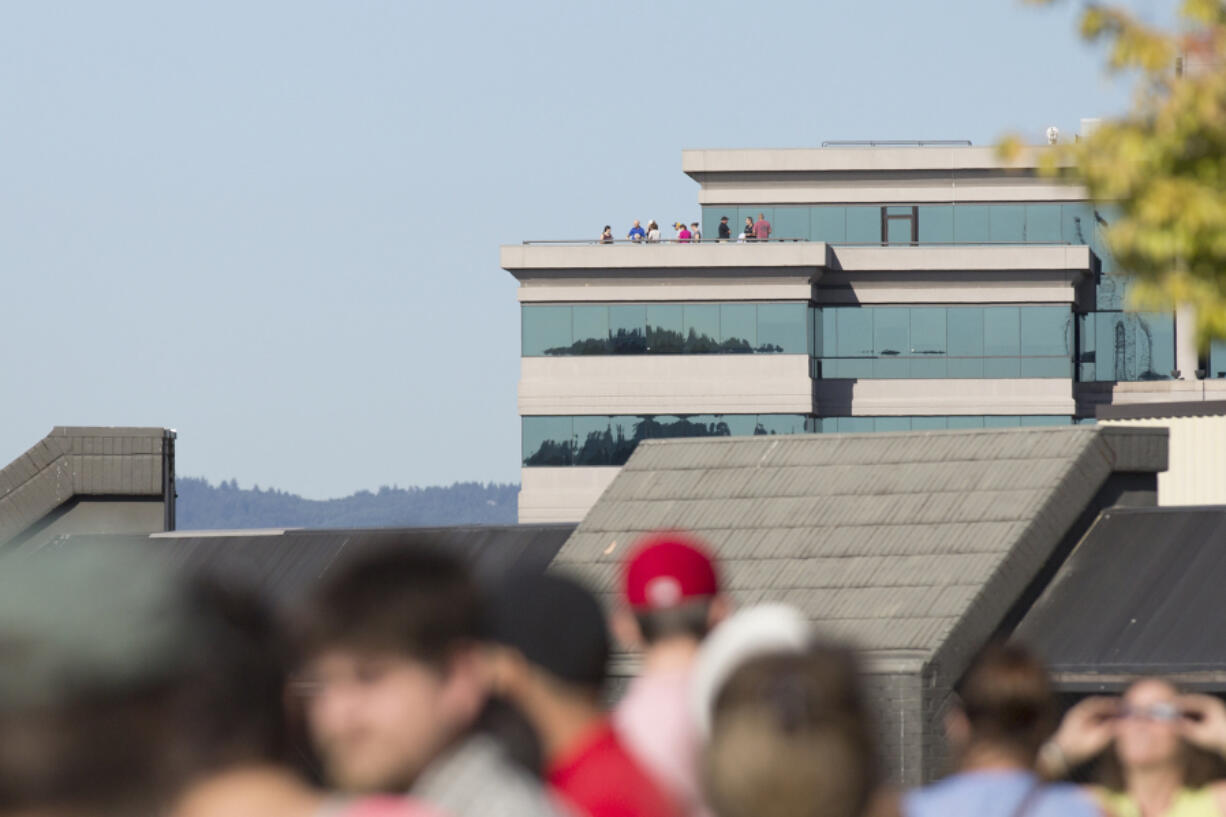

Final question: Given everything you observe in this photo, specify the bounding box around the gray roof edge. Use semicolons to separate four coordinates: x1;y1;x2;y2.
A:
1093;425;1170;472
1096;400;1226;421
920;426;1160;689
0;426;172;547
50;426;172;438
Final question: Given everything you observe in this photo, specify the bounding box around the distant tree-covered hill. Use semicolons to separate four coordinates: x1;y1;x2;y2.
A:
175;476;519;530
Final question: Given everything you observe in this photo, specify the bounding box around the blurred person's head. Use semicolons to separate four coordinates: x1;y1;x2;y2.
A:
484;572;610;753
1113;678;1184;772
1093;677;1224;790
702;646;878;817
945;643;1056;768
691;604;812;740
613;532;727;655
0;544;290;817
296;547;487;793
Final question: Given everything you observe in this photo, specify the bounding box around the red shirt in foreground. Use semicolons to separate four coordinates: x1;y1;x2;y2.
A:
547;720;681;817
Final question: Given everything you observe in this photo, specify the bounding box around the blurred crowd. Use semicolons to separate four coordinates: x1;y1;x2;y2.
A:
3;533;1226;817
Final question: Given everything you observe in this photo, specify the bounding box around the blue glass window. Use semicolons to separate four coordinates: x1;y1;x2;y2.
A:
872;308;910;378
1025;204;1063;243
526;302;810;357
758;303;809;353
647;304;685;354
954;205;989;243
811;207;846;243
571;305;609;354
773;207;810;241
846;207;881;243
814;306;1073;380
720;304;757;352
522;305;572;357
1080;311;1176;381
989;205;1026;243
1210;339;1226;378
983;307;1021;378
683;304;721;353
918;206;954;243
609;305;647;354
523;414;812;466
522;416;574;466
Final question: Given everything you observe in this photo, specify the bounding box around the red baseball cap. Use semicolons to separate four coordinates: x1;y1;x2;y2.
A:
623;532;719;610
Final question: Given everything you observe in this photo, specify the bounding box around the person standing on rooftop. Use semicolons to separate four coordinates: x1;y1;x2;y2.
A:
600;226;614;244
678;223;692;243
753;213;771;241
690;222;701;242
628;221;646;243
646;221;661;243
612;533;729;817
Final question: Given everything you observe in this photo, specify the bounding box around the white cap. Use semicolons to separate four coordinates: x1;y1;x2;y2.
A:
689;603;812;739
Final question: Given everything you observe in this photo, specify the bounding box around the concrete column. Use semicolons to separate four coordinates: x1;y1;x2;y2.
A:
1176;304;1199;381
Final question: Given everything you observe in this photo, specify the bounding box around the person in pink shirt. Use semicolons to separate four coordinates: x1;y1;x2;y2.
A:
612;533;730;817
752;213;771;241
677;223;692;243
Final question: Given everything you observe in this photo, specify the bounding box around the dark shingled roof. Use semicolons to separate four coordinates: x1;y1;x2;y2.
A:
54;524;575;606
1015;505;1226;690
0;427;173;547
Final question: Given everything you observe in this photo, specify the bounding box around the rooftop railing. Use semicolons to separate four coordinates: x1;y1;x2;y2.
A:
819;139;973;147
521;238;808;246
520;238;1080;247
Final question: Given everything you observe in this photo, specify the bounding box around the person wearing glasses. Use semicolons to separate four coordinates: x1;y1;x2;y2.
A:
1039;677;1226;817
904;643;1098;817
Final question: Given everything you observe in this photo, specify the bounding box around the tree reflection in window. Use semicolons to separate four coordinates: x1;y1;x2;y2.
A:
523;414;809;467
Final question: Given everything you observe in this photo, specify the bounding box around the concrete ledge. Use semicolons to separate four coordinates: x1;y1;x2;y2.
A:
682;146;1066;174
817;269;1085;305
1077;380;1226;413
695;179;1089;206
501;242;828;274
816;378;1075;416
519;467;620;524
517;281;816;303
520;355;814;415
831;245;1093;272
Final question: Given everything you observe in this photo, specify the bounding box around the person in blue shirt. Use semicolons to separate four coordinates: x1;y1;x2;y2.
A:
628;220;646;242
904;643;1100;817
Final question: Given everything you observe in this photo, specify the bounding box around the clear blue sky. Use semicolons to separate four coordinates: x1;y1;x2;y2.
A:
0;0;1179;499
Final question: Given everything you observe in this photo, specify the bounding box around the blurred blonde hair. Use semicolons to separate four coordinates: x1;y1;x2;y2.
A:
702;646;878;817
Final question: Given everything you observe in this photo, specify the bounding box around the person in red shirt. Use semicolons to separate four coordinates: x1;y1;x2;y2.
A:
753;213;771;241
485;572;681;817
611;533;729;817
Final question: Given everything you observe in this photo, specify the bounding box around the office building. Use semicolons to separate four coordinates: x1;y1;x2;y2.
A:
503;143;1226;522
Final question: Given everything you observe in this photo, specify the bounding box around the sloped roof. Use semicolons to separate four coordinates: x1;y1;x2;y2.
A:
1015;506;1226;689
557;427;1167;676
0;427;172;547
54;524;576;606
